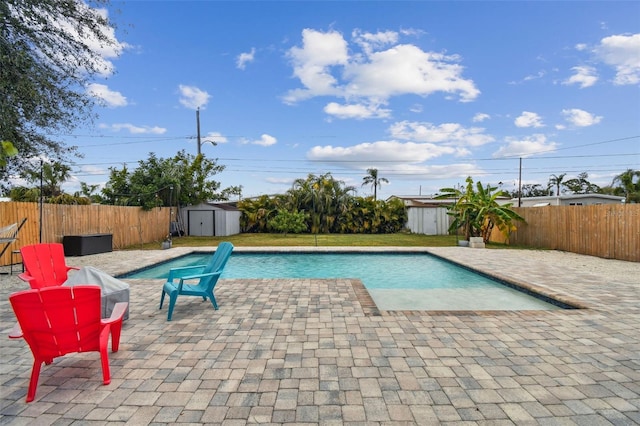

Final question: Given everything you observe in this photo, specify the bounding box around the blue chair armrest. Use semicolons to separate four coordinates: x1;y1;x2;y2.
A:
167;265;206;281
177;271;222;291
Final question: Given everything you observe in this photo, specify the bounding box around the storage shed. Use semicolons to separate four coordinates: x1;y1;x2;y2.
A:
179;202;241;237
387;195;452;235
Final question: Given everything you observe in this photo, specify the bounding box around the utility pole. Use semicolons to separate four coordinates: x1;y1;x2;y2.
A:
196;108;202;155
518;157;522;207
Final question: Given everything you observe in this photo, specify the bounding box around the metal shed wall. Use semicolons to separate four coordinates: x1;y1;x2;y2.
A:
406;207;450;235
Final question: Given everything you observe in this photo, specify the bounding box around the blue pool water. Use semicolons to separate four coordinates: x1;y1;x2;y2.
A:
122;252;567;311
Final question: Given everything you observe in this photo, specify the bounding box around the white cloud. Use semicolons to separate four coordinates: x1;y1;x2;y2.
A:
595;33;640;85
86;83;127;107
561;108;603;127
252;134;277;147
307;140;484;179
388;121;494;148
284;29;349;103
99;123;166;134
563;66;598;88
202;132;227;144
308;141;457;164
343;44;479;102
352;29;399;55
472;113;490;123
324;102;391;119
284;28;479;110
493;134;558;158
524;71;546;81
178;85;211;110
514;111;544;128
236;48;256;70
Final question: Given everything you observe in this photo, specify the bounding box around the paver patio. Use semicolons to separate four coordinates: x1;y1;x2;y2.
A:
1;247;639;425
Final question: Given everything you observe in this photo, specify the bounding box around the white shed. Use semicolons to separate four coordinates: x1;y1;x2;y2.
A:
179;202;241;237
388;195;452;235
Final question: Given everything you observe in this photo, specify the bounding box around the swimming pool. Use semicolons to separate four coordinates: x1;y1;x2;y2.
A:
121;252;570;311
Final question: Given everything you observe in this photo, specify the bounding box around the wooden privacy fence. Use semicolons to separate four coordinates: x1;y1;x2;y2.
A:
493;204;639;262
0;202;173;266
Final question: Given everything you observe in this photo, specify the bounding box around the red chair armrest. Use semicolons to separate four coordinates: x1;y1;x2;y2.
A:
18;273;34;283
8;323;23;339
102;302;128;324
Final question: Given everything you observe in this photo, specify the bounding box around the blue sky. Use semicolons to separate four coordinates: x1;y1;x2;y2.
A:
61;1;639;200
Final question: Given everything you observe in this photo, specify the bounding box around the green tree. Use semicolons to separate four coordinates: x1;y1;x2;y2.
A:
362;168;388;201
438;176;525;243
269;209;308;236
565;172;599;194
611;169;640;203
508;184;547;198
1;141;18;169
1;0;123;192
33;162;72;198
101;150;227;210
547;173;567;196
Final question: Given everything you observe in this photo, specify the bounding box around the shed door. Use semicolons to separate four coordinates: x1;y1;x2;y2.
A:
188;210;215;236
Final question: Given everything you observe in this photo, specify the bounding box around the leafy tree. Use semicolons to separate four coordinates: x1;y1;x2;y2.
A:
506;184;548;198
102;165;132;205
547;173;567;196
1;0;123;193
362;168;388;201
438;176;525;243
26;161;72;198
565;172;599;194
75;182;102;203
8;186;41;202
1;141;18;168
611;169;640;203
101;150;227;210
269;209;307;236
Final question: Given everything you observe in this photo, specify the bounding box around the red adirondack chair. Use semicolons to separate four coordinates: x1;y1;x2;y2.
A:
19;243;79;289
8;285;128;402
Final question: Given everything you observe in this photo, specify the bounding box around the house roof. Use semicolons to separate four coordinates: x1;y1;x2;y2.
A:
512;194;624;203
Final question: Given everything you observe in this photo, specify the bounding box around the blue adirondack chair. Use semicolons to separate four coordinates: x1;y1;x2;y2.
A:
159;242;234;321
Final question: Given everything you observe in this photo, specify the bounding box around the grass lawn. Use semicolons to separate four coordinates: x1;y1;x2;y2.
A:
128;233;515;249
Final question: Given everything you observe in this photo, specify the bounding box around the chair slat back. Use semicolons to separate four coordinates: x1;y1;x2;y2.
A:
21;243;72;288
203;242;234;274
9;286;102;359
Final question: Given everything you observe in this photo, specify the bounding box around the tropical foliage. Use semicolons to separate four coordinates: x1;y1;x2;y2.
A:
238;173;407;234
601;169;640;203
438;176;525;243
9;161;91;204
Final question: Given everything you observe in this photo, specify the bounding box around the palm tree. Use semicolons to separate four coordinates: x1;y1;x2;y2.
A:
547;173;566;196
27;161;71;198
362;168;388;201
612;169;640;203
